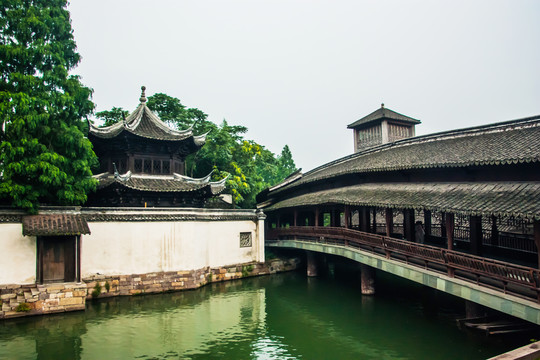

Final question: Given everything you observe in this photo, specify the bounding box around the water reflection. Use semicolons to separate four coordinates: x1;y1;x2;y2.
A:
0;272;533;360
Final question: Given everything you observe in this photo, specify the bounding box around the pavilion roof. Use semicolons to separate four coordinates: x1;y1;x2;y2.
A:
270;115;540;196
265;181;540;220
89;86;207;145
347;104;421;129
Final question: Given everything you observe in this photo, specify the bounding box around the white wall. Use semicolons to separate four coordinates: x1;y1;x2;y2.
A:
0;224;36;284
0;208;265;285
82;219;262;277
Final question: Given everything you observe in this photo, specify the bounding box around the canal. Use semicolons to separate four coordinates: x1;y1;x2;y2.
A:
0;268;534;359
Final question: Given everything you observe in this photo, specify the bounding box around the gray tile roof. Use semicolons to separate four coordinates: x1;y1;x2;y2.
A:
347;105;421;129
274;116;540;195
266;182;540;220
22;214;91;236
89;102;206;145
96;173;227;195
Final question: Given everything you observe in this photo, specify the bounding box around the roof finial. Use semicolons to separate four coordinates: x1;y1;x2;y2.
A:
381;103;385;108
140;86;147;103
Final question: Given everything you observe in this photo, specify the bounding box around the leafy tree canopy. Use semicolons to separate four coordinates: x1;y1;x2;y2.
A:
95;107;129;127
0;0;98;213
98;92;297;208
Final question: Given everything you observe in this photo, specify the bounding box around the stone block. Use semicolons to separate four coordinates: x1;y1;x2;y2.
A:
2;303;11;311
112;280;119;286
30;288;40;296
129;290;142;295
59;297;82;306
0;293;16;301
133;277;141;282
64;292;73;298
73;290;87;297
46;284;65;292
64;304;85;312
45;299;59;306
16;295;25;302
172;282;184;287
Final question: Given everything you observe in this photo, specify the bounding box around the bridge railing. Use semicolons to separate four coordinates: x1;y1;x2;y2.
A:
267;226;540;303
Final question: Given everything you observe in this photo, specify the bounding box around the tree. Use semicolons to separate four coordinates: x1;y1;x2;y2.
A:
95;107;128;127
0;0;98;213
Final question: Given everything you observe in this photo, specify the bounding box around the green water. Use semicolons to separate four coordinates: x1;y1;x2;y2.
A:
0;270;533;359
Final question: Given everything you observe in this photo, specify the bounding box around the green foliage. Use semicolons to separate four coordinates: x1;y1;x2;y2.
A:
91;282;102;298
0;0;98;213
100;92;298;208
15;302;31;312
95;107;129;127
104;281;110;292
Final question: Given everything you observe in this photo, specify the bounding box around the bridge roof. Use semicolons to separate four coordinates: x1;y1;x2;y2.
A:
264;181;540;220
269;115;540;196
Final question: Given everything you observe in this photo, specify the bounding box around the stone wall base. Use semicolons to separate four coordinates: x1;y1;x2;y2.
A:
0;283;87;319
0;258;299;320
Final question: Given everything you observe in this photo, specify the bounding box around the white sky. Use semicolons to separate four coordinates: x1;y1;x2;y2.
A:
68;0;540;172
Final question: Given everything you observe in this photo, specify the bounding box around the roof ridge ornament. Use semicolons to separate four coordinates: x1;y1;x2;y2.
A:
381;103;385;108
140;86;147;103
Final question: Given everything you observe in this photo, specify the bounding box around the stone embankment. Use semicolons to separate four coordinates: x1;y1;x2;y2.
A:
0;258;299;319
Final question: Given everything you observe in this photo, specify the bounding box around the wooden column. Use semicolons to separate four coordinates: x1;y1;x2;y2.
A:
404;209;415;242
293;210;298;227
441;212;447;238
360;264;375;295
385;208;393;237
276;213;281;229
344;205;350;229
446;212;455;277
307;251;319;277
491;215;499;247
372;208;377;234
446;213;455;251
424;210;432;238
470;215;482;256
314;207;320;227
534;219;540;269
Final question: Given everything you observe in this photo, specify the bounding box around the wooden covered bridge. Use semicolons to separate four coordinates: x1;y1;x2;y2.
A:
257;107;540;324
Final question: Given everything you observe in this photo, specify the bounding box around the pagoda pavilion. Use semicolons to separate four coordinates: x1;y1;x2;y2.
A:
86;86;227;207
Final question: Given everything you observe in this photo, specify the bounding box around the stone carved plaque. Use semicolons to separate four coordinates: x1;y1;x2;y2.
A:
240;232;252;248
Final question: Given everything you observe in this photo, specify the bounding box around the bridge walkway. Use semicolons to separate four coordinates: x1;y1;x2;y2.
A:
267;226;540;325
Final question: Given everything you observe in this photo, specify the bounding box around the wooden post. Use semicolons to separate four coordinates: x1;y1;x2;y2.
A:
404;209;415;242
385;208;393;237
491;215;499;247
446;212;455;277
534;220;540;269
446;212;455;251
372;208;377;234
315;207;320;227
424;210;432;238
470;215;482;256
344;205;350;229
277;213;281;229
293;209;298;227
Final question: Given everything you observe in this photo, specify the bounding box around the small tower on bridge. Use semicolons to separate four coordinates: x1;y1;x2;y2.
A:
348;104;421;152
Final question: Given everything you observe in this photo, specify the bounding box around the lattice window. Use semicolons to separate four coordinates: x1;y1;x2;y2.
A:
240;232;252;248
134;159;143;173
144;159;152;173
162;160;170;174
153;160;161;174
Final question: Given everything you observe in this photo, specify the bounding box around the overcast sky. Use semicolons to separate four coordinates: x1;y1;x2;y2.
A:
68;0;540;172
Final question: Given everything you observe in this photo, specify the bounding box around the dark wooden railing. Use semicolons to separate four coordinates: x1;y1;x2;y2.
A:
267;226;540;303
